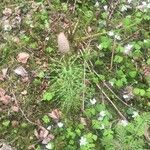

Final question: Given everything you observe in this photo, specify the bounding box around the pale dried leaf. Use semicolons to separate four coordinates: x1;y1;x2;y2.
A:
21;76;29;83
48;109;62;121
11;120;19;128
2;8;12;16
28;144;36;150
11;105;19;112
42;134;55;144
144;126;150;142
0;95;11;105
14;66;28;77
0;75;4;81
0;142;13;150
57;32;70;54
34;126;49;141
12;37;20;44
0;88;6;97
17;52;30;64
21;90;27;95
80;117;87;126
2;68;8;78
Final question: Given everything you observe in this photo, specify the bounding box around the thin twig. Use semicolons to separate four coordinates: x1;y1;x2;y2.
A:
75;31;107;42
96;84;127;120
108;0;120;20
82;60;86;111
110;38;116;71
75;23;139;43
12;92;39;126
103;81;130;107
73;0;77;14
79;49;127;120
72;19;79;36
121;29;140;44
88;60;130;107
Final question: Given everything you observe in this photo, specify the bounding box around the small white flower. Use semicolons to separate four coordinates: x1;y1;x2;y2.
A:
103;5;108;11
45;143;53;149
97;44;102;50
30;24;34;28
108;31;114;37
90;98;97;105
127;0;132;4
95;1;99;7
126;44;133;50
148;3;150;9
99;111;106;117
137;2;149;12
121;5;128;12
98;111;106;120
100;124;105;130
79;136;88;146
132;111;139;118
47;125;52;130
144;39;148;43
109;81;114;86
114;34;121;40
57;122;63;128
45;37;49;41
120;120;128;126
98;116;104;121
142;2;147;6
123;44;133;54
123;94;130;99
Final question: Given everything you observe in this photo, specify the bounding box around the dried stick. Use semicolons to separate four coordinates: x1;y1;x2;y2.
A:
96;84;127;120
73;0;77;14
103;81;130;107
75;31;107;42
108;0;120;20
12;92;39;126
88;60;130;107
79;49;127;120
82;60;86;111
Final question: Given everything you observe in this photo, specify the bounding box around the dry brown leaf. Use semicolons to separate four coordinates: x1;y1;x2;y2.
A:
11;105;19;112
34;126;49;140
41;134;55;144
0;88;6;97
34;125;54;144
57;32;70;54
17;52;30;64
0;88;11;105
48;109;62;121
11;120;19;128
0;95;11;105
14;66;28;77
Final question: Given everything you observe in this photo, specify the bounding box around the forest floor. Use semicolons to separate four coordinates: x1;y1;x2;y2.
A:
0;0;150;150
